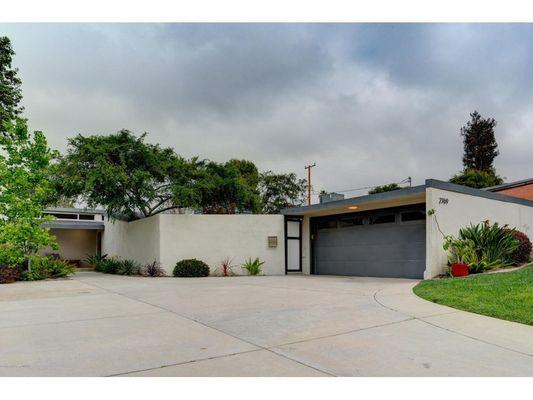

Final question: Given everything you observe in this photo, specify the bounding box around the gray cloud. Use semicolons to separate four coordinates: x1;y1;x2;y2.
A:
1;23;532;201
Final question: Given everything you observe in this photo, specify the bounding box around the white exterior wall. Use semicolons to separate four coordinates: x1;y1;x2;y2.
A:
102;219;128;258
425;187;533;278
158;214;285;275
102;217;159;265
102;214;285;276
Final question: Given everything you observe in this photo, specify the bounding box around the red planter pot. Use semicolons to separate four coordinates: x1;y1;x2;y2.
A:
451;263;469;277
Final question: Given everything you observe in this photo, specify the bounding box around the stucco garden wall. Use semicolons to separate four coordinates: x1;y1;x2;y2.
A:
102;214;285;275
425;185;533;278
158;214;285;275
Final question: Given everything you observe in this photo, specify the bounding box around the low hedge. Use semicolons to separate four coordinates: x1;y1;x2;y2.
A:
173;259;210;277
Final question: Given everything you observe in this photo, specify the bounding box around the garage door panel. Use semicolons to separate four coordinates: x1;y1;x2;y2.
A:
312;207;426;279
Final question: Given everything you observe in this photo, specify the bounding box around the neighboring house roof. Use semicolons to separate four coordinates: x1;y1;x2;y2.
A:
484;178;533;192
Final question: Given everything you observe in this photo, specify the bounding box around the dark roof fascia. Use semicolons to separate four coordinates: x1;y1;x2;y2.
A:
426;179;533;208
281;184;427;215
43;220;105;230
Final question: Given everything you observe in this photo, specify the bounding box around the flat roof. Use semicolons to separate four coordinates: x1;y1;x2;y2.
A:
281;184;427;216
43;220;105;230
44;207;106;215
282;178;533;217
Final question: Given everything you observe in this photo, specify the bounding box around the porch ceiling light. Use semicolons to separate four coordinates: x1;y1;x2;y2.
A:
348;206;358;210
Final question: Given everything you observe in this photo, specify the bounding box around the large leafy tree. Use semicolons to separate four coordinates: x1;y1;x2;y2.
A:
0;37;24;135
197;159;262;214
0;119;58;266
461;111;499;172
259;171;307;214
54;130;201;220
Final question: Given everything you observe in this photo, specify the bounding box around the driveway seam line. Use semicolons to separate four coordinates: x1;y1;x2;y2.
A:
77;277;336;377
372;288;533;358
0;310;167;330
107;348;264;377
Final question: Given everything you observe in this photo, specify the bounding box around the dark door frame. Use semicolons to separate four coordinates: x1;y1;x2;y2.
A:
284;216;303;273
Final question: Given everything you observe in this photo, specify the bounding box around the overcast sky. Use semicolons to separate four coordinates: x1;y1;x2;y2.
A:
1;23;532;200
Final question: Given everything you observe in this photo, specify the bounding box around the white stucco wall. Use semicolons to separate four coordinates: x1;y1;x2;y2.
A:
102;214;285;275
158;214;285;275
102;218;128;258
425;187;533;278
102;216;159;265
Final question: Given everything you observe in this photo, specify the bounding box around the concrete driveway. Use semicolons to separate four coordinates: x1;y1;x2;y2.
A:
1;272;532;376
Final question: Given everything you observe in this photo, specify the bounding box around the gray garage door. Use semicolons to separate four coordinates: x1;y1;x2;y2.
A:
312;205;426;279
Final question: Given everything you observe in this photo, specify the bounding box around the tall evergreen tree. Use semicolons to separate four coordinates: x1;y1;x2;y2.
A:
461;111;499;172
0;37;24;134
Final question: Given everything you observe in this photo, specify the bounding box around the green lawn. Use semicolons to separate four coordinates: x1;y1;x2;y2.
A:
413;265;533;325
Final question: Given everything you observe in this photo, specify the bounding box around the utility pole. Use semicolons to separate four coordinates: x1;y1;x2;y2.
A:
305;163;316;206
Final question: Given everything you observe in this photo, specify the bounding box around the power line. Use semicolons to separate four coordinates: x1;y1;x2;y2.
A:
321;176;413;194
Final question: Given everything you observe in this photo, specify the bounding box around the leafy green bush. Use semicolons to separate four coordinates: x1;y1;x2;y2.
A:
242;257;265;276
504;229;532;265
94;257;122;274
449;168;503;189
20;256;76;281
444;221;520;274
368;183;401;195
117;259;142;275
92;256;143;276
85;253;107;267
459;222;519;267
173;259;210;277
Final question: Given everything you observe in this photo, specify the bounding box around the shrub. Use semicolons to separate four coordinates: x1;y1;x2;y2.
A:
505;229;532;265
20;256;76;281
443;221;520;274
459;221;519;267
242;257;264;276
117;259;142;275
449;168;503;189
141;261;166;277
173;259;210;277
219;257;235;277
85;253;107;268
0;265;22;284
95;257;122;274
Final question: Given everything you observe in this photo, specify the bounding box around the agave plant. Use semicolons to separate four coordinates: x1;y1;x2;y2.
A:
242;257;265;276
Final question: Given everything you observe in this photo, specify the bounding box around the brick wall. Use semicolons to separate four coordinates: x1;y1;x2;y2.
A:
494;183;533;201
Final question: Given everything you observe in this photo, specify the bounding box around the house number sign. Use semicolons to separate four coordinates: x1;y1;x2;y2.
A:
439;197;449;204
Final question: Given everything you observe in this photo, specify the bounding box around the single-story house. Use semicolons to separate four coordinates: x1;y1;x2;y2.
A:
485;178;533;201
43;179;533;279
281;179;533;279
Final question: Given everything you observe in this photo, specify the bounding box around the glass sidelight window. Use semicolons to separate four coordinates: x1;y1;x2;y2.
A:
285;218;302;272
